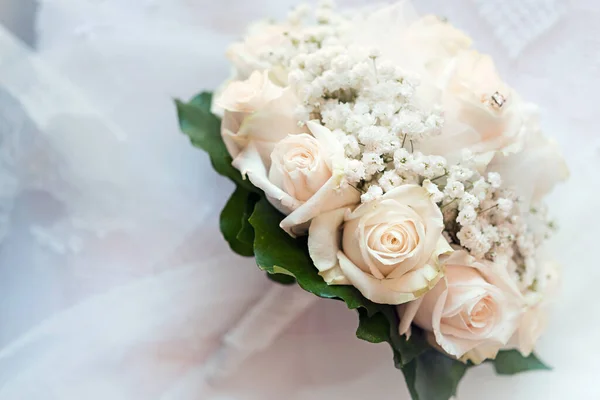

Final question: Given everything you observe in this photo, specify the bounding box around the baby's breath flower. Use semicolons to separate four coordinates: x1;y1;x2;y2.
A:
459;193;480;210
361;185;383;203
362;152;385;177
449;165;474;182
457;206;477;225
497;198;514;215
487;172;502;189
379;170;403;193
444;179;465;199
345;159;365;184
422;179;444;203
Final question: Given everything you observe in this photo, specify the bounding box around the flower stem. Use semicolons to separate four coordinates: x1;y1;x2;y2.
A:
442;198;458;209
479;204;499;214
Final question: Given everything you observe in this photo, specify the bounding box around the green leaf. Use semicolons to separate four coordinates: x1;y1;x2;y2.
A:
356;308;389;344
236;191;260;247
492;350;551;375
175;92;256;192
220;187;258;257
266;272;297;285
248;197;428;367
404;350;469;400
187;92;213;109
401;360;419;400
381;307;429;366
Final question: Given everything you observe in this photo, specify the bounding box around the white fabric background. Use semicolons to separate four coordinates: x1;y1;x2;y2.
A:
0;0;598;399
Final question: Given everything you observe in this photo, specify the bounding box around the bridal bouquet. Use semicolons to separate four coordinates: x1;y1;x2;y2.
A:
176;2;568;398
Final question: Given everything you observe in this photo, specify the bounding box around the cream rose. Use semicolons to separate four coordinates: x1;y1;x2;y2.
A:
347;6;473;113
216;70;304;164
509;260;560;356
421;50;526;158
406;15;473;73
269;134;332;202
448;50;525;152
227;22;290;82
217;70;283;113
233;121;359;235
348;5;471;75
487;110;569;208
399;251;523;363
308;185;451;305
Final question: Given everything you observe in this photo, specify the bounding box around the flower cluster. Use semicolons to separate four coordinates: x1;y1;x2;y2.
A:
215;1;568;365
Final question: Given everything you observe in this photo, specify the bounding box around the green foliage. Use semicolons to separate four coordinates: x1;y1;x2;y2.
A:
492;350;551;375
402;350;469;400
220;187;259;257
266;272;297;285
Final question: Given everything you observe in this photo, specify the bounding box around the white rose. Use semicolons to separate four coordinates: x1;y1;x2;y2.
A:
346;6;472;112
216;70;283;113
487;109;569;208
399;251;524;363
269;134;332;202
233;121;359;235
406;15;473;73
308;185;451;305
422;50;526;157
227;22;290;82
348;5;471;77
216;71;304;164
509;260;560;356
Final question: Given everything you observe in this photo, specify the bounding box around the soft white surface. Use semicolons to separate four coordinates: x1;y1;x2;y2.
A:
0;0;598;399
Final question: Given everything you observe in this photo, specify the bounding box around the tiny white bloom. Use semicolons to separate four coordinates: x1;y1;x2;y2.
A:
487;172;502;189
362;152;385;177
459;193;480;210
449;165;474;182
360;184;384;203
457;206;477;226
345;159;366;184
497;198;513;214
379;170;403;192
444;179;465;199
422;179;444;203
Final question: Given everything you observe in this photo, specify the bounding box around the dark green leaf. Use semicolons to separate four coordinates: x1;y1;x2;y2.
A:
401;359;419;400
220;187;257;257
356;308;389;343
266;272;297;285
237;191;260;246
404;350;469;400
492;350;551;375
381;307;429;366
187;92;213;109
175;92;256;192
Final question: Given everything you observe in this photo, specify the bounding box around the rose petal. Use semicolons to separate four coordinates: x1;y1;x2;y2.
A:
216;70;284;113
280;178;360;236
308;208;347;275
306;120;346;169
398;296;424;338
337;251;443;305
232;142;302;214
